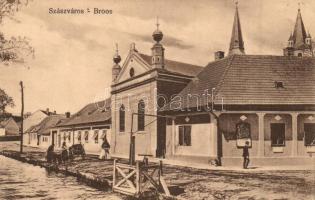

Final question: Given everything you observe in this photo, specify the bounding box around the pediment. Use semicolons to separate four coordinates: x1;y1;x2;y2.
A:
116;51;151;83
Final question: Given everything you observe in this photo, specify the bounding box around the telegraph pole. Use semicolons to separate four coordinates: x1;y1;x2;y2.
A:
19;81;24;154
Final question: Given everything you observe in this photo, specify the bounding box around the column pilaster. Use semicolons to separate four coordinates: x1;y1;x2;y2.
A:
291;113;298;157
257;113;265;157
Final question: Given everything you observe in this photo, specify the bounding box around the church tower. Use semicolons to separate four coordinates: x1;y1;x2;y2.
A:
229;2;245;55
283;8;313;57
112;43;121;83
151;17;165;68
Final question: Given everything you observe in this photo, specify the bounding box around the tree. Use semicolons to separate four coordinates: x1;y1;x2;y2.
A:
0;0;34;64
0;87;14;114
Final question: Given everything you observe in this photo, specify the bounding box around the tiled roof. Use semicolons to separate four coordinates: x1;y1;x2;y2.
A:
170;54;315;109
37;114;66;135
138;53;203;76
25;124;41;133
57;99;111;127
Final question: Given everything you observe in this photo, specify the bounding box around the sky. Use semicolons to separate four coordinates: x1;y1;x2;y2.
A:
0;0;314;115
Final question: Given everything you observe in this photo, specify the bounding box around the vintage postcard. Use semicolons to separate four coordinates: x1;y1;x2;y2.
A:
0;0;314;199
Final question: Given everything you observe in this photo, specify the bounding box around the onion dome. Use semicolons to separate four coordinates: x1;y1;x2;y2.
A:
152;17;163;43
113;43;121;64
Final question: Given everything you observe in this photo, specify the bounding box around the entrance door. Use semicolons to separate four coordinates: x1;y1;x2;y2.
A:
156;117;166;158
58;134;61;147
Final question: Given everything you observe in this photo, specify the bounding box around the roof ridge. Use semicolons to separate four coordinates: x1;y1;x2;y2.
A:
139;52;203;68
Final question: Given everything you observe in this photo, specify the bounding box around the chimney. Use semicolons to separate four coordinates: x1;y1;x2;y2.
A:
215;51;225;60
65;112;71;118
46;108;50;115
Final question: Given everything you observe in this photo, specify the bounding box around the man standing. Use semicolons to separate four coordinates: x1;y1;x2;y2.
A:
99;136;110;160
243;141;250;169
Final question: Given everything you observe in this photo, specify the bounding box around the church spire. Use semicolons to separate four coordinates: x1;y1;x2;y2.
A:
229;2;245;55
283;6;313;57
292;7;307;49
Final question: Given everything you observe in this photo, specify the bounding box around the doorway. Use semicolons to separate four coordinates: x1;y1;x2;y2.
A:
156;117;166;158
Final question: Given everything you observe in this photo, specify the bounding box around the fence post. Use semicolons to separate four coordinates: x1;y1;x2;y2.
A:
136;161;140;194
112;159;116;190
159;160;163;176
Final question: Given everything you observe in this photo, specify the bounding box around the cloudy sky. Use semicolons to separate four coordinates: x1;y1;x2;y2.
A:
0;0;314;114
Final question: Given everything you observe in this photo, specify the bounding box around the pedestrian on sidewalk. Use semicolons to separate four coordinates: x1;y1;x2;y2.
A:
46;144;54;163
61;142;68;162
99;136;110;160
243;141;250;169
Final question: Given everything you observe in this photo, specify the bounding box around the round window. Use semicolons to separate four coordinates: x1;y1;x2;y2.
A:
129;68;135;77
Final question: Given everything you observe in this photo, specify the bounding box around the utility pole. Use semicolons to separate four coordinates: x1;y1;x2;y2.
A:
19;81;24;154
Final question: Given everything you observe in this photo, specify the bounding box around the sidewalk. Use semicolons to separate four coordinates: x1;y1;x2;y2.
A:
1;142;314;200
157;157;315;171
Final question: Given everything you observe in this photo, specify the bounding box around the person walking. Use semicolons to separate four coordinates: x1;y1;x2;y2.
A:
243;141;250;169
99;136;110;160
61;141;68;162
46;144;54;163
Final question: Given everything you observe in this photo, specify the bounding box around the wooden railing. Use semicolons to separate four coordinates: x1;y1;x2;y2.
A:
112;159;170;197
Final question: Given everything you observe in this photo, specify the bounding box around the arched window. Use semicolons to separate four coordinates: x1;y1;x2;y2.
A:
119;105;125;132
138;100;145;131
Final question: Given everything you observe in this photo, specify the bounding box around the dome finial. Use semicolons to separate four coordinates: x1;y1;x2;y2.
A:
152;16;163;43
113;43;121;64
156;16;160;30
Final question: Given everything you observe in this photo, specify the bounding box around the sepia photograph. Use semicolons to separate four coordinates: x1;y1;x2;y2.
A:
0;0;314;199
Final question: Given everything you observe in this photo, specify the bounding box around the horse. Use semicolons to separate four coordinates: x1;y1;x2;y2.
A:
68;144;85;160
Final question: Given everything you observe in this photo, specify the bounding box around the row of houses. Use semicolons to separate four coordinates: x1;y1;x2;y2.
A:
23;100;111;155
108;5;315;166
21;5;315;166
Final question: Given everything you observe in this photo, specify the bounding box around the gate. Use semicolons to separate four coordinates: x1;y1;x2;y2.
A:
112;159;170;197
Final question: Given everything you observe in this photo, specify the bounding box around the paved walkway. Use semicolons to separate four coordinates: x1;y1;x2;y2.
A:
156;157;315;171
1;142;314;200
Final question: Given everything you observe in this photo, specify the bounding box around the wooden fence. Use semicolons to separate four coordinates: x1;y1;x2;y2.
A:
112;159;170;197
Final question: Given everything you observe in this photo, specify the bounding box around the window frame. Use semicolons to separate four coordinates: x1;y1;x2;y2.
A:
178;125;192;146
304;123;315;146
270;123;286;147
94;130;99;144
68;132;71;142
119;105;125;132
137;100;145;131
84;131;89;143
77;131;81;141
